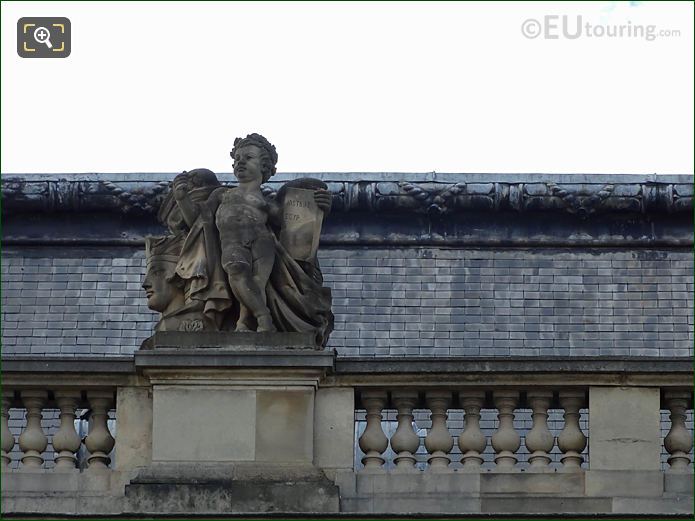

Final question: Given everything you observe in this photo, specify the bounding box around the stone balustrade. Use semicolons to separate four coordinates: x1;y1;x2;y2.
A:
340;359;694;479
2;388;116;471
355;388;594;473
1;357;130;476
1;359;692;475
0;355;692;516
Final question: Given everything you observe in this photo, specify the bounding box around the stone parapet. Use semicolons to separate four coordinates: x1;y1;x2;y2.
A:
1;355;692;516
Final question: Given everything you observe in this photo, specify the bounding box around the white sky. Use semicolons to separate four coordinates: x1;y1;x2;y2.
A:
1;1;693;174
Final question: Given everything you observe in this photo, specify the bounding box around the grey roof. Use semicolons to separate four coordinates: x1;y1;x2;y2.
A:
1;172;692;359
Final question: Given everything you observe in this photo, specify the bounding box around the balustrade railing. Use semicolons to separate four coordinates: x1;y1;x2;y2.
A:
354;386;693;473
355;388;590;472
2;388;117;472
1;357;692;479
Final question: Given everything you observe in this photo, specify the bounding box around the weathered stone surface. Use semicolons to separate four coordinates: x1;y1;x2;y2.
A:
314;387;355;474
342;495;481;514
664;472;694;494
131;461;328;482
585;470;664;497
152;387;256;462
256;390;313;463
0;357;134;373
355;472;479;495
114;386;152;471
124;462;340;514
134;343;335;370
336;471;686;514
480;471;583;495
611;496;693;515
2;468;82;492
1;469;128;516
2;468;691;516
140;330;320;350
339;472;481;513
124;479;340;514
589;387;662;470
2;496;82;516
480;496;613;514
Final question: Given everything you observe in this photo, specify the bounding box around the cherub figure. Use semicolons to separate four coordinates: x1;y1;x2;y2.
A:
172;133;331;333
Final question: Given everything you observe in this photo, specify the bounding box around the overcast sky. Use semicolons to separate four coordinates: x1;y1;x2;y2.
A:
1;1;692;174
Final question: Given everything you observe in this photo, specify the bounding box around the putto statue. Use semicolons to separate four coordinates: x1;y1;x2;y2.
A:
143;134;334;346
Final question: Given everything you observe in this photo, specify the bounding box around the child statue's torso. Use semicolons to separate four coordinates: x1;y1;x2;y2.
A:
215;187;272;246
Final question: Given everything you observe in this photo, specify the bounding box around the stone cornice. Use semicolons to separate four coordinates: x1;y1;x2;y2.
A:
3;355;691;375
3;356;692;395
2;173;692;218
334;356;694;375
3;355;691;374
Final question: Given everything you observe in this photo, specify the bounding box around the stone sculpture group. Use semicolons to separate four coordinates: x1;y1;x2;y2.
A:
142;133;334;346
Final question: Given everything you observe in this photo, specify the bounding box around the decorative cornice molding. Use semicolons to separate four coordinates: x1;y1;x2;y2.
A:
2;174;692;218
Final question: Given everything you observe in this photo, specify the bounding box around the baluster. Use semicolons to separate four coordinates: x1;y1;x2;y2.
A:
390;390;420;471
491;390;520;470
52;391;82;470
85;391;115;469
557;390;586;471
458;391;486;470
525;390;554;470
664;391;692;471
358;390;388;471
424;390;453;471
2;391;15;470
18;390;48;468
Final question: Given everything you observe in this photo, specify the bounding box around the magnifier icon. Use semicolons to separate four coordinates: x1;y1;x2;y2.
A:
33;26;53;49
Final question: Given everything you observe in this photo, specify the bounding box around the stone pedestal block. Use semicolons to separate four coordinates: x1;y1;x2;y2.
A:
134;333;334;466
127;333;339;513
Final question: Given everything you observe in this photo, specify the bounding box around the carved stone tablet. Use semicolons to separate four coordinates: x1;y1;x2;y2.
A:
280;187;324;262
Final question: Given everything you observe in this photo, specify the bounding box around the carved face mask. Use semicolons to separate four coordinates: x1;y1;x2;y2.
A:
142;260;180;312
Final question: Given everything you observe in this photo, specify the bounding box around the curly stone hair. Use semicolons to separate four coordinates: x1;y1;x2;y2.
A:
230;133;278;183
